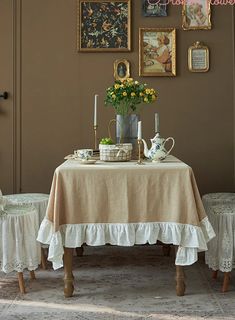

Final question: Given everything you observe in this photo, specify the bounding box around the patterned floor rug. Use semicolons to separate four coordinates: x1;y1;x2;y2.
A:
0;245;234;320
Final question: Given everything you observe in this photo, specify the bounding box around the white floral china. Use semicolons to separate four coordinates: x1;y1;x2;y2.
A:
64;154;75;160
74;149;93;160
80;159;97;165
142;133;175;162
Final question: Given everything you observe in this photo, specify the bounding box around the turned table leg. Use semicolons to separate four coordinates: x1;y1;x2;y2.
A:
29;270;36;280
18;272;26;294
175;266;186;296
212;270;218;279
41;248;47;270
222;272;230;293
75;246;84;257
63;247;74;298
162;244;171;257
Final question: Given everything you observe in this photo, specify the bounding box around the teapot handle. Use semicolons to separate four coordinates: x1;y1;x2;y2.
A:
163;137;175;155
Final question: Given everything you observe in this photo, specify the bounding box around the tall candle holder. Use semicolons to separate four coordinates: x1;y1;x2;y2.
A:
136;139;145;165
94;125;98;150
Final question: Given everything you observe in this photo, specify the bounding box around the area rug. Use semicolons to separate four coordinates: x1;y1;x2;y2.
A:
0;245;234;320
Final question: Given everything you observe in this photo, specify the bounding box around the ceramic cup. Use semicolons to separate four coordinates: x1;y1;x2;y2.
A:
75;149;93;160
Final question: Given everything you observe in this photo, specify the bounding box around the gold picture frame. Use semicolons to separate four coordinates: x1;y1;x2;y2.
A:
113;59;130;81
77;0;131;52
182;0;211;30
139;28;176;77
188;41;209;72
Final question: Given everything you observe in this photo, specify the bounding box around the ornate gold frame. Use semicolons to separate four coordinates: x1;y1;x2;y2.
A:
182;0;211;30
139;28;176;77
188;41;209;73
77;0;131;52
113;59;130;81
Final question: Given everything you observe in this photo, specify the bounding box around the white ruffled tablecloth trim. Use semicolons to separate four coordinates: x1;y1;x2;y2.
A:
37;217;215;270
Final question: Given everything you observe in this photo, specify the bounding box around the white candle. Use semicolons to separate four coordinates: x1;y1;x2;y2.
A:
137;121;142;140
155;113;159;133
94;94;98;126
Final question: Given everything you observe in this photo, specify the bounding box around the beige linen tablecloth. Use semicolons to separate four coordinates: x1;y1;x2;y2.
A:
37;156;215;269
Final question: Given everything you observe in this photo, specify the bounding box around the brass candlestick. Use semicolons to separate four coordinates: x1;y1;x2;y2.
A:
136;139;144;165
94;125;98;150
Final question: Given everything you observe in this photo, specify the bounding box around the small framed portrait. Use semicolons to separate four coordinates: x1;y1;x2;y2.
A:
182;0;211;30
139;28;176;77
188;41;209;72
142;0;167;17
114;59;130;81
77;0;131;52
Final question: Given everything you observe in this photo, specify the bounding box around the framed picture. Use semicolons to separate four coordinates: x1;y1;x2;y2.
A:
114;59;130;81
188;41;209;72
139;28;176;77
182;0;211;30
77;0;131;52
142;0;167;17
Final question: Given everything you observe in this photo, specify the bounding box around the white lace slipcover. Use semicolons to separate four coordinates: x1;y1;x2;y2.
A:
5;193;49;224
0;204;41;273
202;193;235;272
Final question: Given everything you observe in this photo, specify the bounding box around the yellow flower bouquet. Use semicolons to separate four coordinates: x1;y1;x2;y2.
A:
104;78;157;116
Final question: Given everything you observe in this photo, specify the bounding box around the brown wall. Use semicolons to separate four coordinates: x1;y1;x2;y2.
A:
233;7;235;192
18;0;234;195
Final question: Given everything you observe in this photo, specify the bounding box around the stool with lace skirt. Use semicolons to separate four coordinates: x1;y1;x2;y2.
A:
202;193;235;292
0;192;41;293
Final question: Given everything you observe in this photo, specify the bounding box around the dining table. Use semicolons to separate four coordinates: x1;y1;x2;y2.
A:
37;155;215;298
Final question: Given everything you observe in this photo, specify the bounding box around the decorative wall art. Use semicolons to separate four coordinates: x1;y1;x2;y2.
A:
139;28;176;77
113;59;130;81
142;0;167;17
182;0;211;30
188;41;209;72
77;0;131;52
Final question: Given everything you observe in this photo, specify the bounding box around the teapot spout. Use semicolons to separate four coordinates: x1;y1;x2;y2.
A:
141;139;149;158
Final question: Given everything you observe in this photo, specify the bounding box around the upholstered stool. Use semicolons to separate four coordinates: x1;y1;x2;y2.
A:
0;204;41;293
202;193;235;292
202;193;235;206
5;193;49;224
5;193;49;269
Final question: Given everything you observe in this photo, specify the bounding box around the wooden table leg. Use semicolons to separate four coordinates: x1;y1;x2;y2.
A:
162;244;171;257
212;270;218;279
221;272;230;293
63;247;74;298
175;266;186;296
41;248;47;270
18;272;26;294
75;246;84;257
29;270;36;280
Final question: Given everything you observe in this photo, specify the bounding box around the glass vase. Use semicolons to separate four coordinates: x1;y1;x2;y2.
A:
116;114;139;147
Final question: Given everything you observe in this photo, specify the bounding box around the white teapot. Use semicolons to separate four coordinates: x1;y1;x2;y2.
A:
142;133;175;162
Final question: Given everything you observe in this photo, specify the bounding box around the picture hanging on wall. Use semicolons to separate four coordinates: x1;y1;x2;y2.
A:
188;41;209;72
139;28;176;77
142;0;167;17
182;0;211;30
77;0;131;52
113;59;130;81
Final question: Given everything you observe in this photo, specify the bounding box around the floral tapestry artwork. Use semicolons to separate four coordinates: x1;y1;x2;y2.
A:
78;0;131;51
